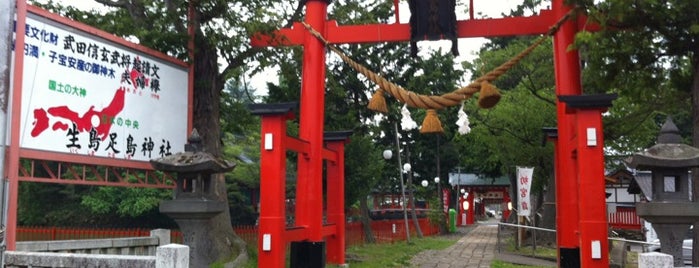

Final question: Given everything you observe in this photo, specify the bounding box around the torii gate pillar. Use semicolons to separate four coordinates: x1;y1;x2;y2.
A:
552;1;583;266
559;94;617;267
252;0;611;267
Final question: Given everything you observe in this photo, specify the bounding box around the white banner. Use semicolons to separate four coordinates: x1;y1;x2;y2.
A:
516;166;534;217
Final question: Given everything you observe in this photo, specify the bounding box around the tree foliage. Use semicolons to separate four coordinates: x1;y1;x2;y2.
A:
574;0;697;149
573;0;699;264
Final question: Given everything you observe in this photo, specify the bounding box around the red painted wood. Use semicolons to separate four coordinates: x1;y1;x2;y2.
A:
251;11;560;47
294;0;329;244
326;140;347;264
7;0;29;251
552;1;582;264
257;113;291;268
466;189;475;225
502;189;512;221
575;108;610;267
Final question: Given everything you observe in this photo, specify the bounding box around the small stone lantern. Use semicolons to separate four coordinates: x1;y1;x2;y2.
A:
151;129;236;267
152;129;235;218
626;117;699;266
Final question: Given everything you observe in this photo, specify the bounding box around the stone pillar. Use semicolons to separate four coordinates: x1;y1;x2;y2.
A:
653;223;690;267
638;252;673;268
156;244;189;268
150;229;171;245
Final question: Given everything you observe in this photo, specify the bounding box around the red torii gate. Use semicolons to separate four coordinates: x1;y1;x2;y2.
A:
251;0;610;267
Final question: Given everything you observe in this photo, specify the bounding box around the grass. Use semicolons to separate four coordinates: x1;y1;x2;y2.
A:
237;231;564;268
490;260;551;268
240;235;460;267
336;236;457;268
505;245;558;260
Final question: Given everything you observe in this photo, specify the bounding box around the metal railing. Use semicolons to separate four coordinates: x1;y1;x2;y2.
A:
496;222;660;267
497;222;557;261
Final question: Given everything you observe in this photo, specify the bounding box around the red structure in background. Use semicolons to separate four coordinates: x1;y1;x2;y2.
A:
460;187;511;225
16;218;441;248
451;175;510;226
608;207;642;231
252;0;613;267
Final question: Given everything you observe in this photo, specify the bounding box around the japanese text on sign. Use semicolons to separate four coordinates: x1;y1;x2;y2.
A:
11;10;188;162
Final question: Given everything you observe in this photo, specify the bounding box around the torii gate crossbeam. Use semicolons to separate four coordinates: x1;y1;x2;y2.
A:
251;10;560;46
252;0;609;267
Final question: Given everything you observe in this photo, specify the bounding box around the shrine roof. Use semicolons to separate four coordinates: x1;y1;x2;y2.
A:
448;173;509;187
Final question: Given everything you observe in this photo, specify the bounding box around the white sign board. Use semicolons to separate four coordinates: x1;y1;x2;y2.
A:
516;166;534;217
11;11;188;162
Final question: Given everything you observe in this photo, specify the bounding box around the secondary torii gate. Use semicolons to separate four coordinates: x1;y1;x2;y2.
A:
251;0;610;267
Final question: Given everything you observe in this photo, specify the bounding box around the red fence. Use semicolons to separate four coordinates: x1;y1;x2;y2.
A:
608;206;642;231
18;218;440;248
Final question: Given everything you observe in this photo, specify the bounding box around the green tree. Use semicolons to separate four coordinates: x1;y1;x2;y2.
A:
222;75;262;225
574;0;699;264
459;35;557;233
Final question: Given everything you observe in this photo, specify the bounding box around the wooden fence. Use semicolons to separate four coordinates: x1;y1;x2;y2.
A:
608;206;642;231
18;218;440;248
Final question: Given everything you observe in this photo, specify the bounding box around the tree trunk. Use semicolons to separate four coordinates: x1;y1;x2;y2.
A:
408;183;424;238
184;23;246;266
690;52;699;267
405;147;423;238
359;197;376;243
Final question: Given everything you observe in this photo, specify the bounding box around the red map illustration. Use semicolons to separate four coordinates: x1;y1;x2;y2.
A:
30;87;125;140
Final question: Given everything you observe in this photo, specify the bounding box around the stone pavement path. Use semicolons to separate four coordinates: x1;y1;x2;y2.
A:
409;224;497;268
409;222;557;268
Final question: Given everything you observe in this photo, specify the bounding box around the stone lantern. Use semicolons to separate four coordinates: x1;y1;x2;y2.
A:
151;129;235;267
626;117;699;266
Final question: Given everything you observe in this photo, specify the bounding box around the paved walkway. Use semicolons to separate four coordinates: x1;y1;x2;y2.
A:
409;222;557;268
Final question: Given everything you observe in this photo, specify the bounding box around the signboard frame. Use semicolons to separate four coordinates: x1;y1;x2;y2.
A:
4;1;192;251
13;4;192;170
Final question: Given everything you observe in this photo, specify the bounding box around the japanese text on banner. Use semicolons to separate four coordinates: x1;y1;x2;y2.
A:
516;166;534;217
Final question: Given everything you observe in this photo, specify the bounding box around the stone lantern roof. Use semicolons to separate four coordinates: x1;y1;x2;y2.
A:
150;129;236;173
625;117;699;169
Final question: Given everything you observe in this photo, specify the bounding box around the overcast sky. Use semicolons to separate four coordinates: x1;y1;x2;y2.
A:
56;0;526;95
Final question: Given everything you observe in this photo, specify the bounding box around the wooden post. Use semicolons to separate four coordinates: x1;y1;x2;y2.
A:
325;131;351;266
256;108;294;268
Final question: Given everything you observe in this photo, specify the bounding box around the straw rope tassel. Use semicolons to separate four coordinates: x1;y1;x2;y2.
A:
478;81;501;109
420;109;444;134
368;87;389;113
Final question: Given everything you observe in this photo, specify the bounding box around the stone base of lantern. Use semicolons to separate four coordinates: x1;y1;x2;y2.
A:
636;202;699;224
